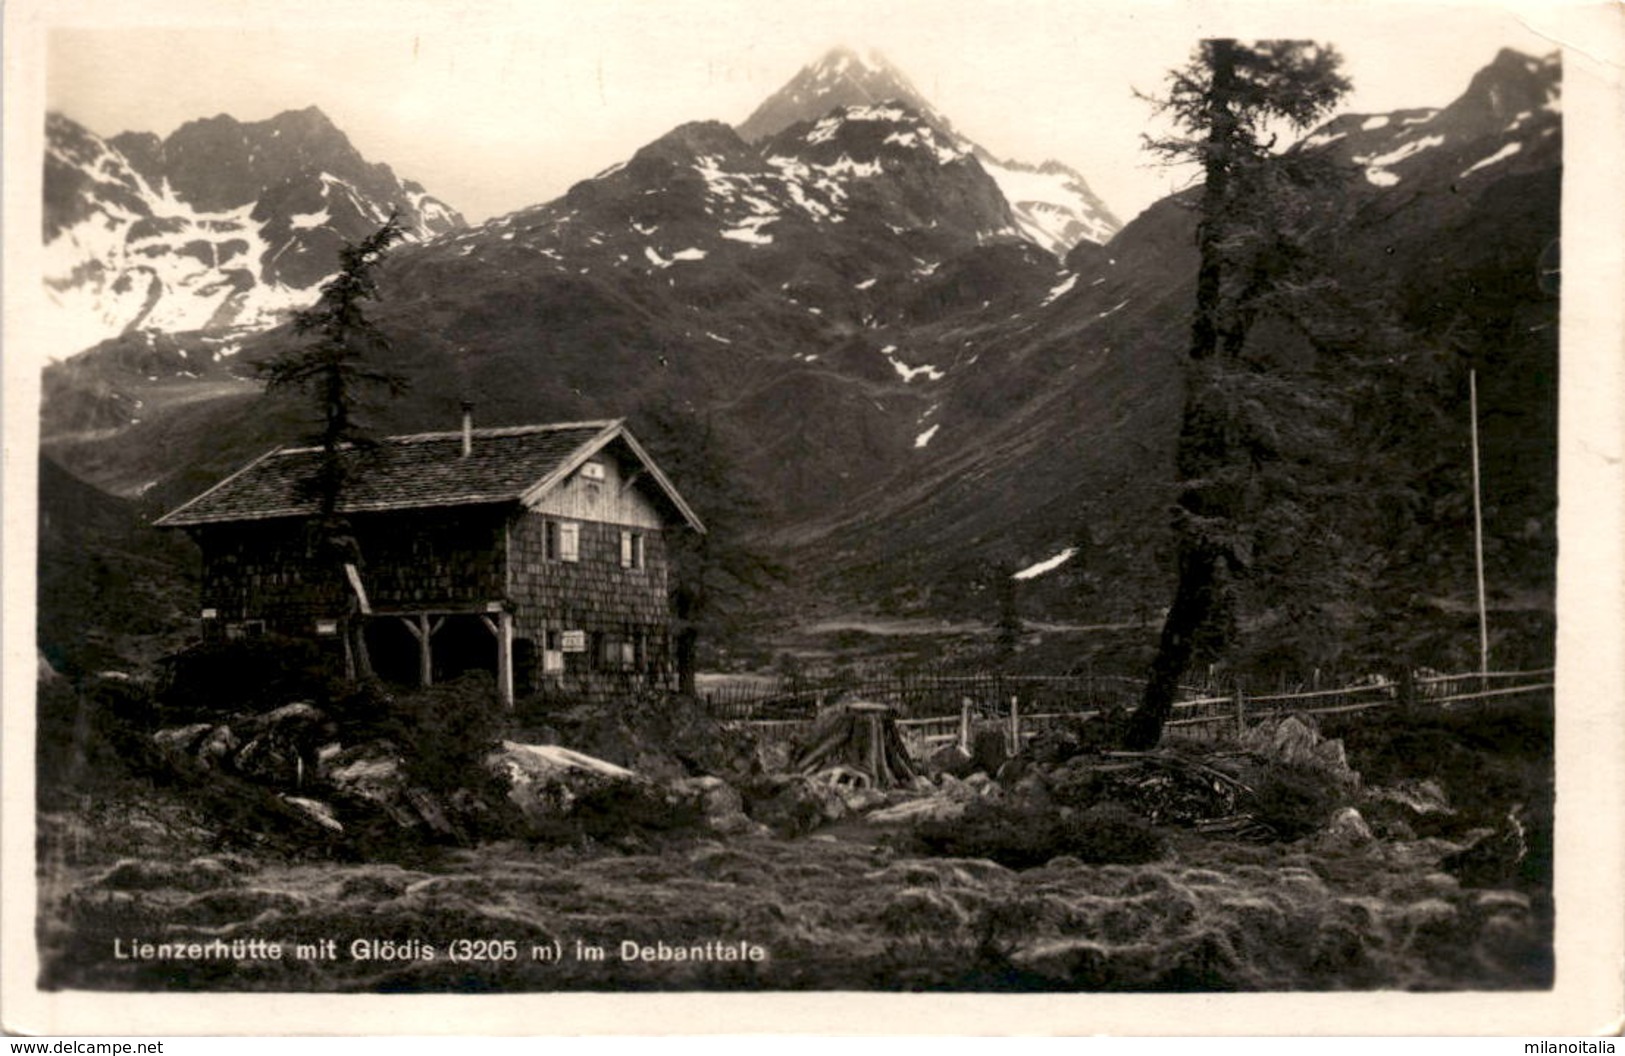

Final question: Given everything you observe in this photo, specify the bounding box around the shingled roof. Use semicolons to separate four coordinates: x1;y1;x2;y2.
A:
154;419;704;531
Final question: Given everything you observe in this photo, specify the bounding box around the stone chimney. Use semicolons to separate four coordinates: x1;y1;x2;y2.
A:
461;401;474;458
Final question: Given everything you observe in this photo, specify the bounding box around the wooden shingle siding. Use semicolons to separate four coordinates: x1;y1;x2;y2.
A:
354;508;506;607
198;509;507;634
198;521;347;633
507;507;674;701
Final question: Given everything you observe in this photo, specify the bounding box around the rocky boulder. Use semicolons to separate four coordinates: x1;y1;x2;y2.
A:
323;740;418;828
742;773;851;836
1240;715;1361;790
672;775;767;837
152;702;335;789
486;740;704;841
1313;806;1377;853
487;741;640;826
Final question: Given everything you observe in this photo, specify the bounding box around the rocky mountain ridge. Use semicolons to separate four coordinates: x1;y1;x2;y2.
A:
42;106;463;363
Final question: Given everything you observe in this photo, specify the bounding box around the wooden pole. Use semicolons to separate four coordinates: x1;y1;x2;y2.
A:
498;611;514;707
1234;682;1246;737
341;620;356;682
959;697;972;754
418;614;434;688
1469;369;1490;688
402;614;435;688
477;611;514;708
1009;695;1021;756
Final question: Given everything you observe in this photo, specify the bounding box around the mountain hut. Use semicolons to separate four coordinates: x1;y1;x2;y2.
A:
154;418;704;705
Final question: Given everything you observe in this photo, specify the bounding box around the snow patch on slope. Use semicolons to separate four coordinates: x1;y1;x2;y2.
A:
1460;141;1523;178
1013;548;1078;580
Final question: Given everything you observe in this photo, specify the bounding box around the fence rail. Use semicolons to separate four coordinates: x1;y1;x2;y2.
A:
717;665;1555;754
703;670;1140;722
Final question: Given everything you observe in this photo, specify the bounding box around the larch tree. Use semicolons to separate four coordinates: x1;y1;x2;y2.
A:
258;214;408;681
1123;40;1351;750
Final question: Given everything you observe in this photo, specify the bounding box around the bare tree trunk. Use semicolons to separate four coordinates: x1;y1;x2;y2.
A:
1124;543;1225;750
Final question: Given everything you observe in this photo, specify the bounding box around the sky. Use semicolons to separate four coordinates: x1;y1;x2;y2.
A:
39;0;1576;227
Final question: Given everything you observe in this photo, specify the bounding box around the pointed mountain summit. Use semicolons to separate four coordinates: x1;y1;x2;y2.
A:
737;47;948;143
738;46;1119;254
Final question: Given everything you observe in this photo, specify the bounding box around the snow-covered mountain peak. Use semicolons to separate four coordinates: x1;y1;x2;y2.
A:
807;46;901;85
738;46;945;144
738;48;1120;255
41;110;464;366
793;102;971;166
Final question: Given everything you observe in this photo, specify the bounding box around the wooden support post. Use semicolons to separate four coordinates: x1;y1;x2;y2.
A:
959;697;972;755
418;614;434;687
341;622;356;682
1234;683;1246;737
1009;695;1021;756
401;614;437;688
478;611;515;707
498;611;514;707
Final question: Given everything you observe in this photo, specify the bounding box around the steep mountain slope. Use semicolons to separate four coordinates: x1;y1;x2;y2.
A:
42;107;463;363
37;455;197;675
740;47;1120;254
39;48;1560;676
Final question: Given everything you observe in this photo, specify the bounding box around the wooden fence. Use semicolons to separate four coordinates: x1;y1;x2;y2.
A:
703;671;1138;722
716;666;1555;757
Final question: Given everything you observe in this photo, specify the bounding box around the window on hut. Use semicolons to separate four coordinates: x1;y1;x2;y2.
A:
542;630;565;675
619;530;645;570
545;520;580;563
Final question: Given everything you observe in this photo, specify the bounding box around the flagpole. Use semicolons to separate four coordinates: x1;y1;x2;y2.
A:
1470;369;1489;685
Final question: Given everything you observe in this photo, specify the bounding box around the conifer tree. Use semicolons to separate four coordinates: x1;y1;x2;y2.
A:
259;214;408;680
1124;41;1350;750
